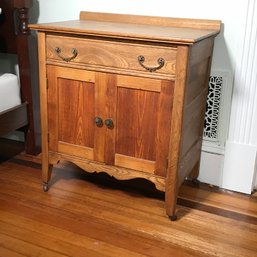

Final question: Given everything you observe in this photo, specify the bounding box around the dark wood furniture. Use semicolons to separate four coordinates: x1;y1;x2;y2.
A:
0;0;36;154
31;12;221;219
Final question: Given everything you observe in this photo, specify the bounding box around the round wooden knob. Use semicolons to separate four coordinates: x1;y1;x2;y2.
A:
95;117;103;127
104;119;114;129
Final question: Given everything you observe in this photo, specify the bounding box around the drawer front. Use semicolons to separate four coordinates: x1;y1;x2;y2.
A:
46;35;177;76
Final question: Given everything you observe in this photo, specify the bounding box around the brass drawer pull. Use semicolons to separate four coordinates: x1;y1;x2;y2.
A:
55;47;78;62
137;55;165;72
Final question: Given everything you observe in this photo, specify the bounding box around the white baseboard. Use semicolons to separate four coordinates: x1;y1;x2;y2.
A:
255;170;257;190
222;141;257;194
198;151;224;187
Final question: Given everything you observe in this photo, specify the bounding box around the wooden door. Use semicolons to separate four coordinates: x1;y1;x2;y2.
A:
47;65;97;160
47;66;174;177
112;75;174;177
47;66;117;163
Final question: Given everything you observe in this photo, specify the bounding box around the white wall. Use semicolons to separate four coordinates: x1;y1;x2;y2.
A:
222;0;257;193
31;0;257;193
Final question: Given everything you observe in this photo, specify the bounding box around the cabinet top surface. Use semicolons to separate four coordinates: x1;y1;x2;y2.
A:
30;12;221;44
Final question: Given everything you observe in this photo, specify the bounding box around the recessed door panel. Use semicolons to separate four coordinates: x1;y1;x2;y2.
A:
114;75;174;176
116;87;159;161
58;78;95;148
47;65;96;160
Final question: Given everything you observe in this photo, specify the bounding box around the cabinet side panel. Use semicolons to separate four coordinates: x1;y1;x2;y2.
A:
180;58;210;156
179;38;215;184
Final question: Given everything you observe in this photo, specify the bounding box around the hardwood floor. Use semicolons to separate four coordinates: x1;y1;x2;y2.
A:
0;152;256;257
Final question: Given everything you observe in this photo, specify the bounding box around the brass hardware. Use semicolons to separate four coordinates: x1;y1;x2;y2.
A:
55;47;78;62
95;117;103;127
104;119;114;129
137;55;165;72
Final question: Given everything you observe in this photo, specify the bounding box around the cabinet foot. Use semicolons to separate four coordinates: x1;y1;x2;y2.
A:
185;176;200;186
169;214;177;221
192;178;200;186
43;182;49;192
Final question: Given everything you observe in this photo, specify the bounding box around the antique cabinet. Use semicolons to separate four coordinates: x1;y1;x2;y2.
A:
31;12;221;220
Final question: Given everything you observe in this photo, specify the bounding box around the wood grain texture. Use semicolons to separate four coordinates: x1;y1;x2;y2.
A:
155;80;174;177
94;72;109;163
180;88;208;157
179;39;214;181
103;73;117;165
37;32;50;183
48;151;166;192
0;157;257;257
115;154;155;174
58;142;94;160
46;35;177;77
58;79;95;148
80;11;222;31
47;66;96;159
165;45;189;217
116;75;162;92
30;13;221;44
115;86;158;161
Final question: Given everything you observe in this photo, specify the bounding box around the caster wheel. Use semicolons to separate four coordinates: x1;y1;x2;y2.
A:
43;183;49;192
169;215;177;221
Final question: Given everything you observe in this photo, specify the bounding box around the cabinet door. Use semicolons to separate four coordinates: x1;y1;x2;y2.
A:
47;65;97;160
112;75;174;177
47;66;174;177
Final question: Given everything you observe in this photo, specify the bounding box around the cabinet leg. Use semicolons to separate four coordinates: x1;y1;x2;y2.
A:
189;161;200;180
191;178;200;186
185;161;200;185
165;189;178;221
43;182;49;192
42;164;53;192
169;214;177;221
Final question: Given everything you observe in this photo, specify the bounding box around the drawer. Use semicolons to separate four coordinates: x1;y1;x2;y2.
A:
46;35;177;76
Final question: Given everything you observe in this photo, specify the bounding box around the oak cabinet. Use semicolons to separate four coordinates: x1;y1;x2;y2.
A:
31;12;221;219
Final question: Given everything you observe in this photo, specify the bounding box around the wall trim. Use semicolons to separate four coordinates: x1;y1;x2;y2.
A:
223;0;257;192
222;141;257;194
199;150;224;187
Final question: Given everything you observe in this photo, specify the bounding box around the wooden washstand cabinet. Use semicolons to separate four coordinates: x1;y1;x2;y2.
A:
31;12;221;220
